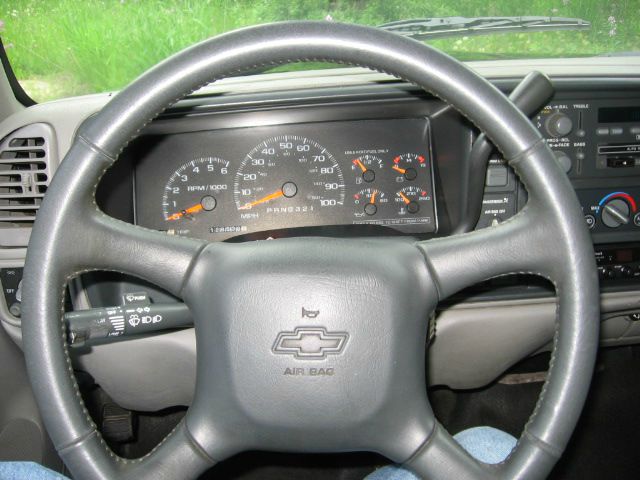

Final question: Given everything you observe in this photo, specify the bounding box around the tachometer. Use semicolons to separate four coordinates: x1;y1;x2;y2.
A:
233;136;345;218
162;157;230;225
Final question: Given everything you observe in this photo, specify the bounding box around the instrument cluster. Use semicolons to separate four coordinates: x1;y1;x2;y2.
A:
135;118;437;241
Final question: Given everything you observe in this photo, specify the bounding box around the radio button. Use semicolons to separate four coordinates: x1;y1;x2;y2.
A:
630;126;640;135
610;127;623;135
633;212;640;227
545;112;573;137
596;127;610;136
584;214;596;229
553;150;572;173
620;266;633;277
599;268;616;280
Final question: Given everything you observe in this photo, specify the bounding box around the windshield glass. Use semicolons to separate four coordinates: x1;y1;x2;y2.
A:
1;0;638;102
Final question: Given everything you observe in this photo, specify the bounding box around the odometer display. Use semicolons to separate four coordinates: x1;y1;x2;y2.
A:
233;135;345;225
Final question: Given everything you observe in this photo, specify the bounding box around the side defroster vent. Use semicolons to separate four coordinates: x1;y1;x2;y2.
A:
0;123;56;246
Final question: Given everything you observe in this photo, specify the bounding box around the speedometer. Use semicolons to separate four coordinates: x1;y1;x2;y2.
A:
233;136;345;219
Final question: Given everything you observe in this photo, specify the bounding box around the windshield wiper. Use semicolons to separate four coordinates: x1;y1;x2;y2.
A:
378;16;590;41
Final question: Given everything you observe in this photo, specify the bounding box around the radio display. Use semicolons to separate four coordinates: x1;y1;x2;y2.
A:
595;245;640;265
598;106;640;123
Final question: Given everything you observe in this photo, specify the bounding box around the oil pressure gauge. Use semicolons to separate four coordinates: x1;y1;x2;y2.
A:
353;188;388;217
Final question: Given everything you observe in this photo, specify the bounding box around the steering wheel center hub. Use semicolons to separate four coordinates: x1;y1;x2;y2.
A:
182;238;437;457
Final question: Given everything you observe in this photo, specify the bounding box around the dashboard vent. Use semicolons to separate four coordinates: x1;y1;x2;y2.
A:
0;123;54;227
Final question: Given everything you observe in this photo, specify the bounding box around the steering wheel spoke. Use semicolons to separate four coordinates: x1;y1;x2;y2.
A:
57;421;215;480
77;210;206;297
405;423;497;480
417;204;553;301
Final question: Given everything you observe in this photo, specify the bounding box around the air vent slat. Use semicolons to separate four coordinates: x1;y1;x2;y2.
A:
0;124;53;228
0;216;36;222
0;156;46;163
0;193;44;199
9;137;44;147
0;151;46;160
0;205;40;211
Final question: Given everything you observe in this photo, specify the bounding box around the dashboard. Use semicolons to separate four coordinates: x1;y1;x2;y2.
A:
3;60;640;408
104;78;640;257
94;76;640;288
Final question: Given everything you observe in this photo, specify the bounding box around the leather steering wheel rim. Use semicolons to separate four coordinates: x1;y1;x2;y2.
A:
22;21;599;480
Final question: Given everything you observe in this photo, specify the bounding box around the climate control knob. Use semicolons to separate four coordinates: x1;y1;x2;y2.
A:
601;198;631;228
545;112;573;138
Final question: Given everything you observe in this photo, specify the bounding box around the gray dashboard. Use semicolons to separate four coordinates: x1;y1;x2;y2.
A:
2;57;640;410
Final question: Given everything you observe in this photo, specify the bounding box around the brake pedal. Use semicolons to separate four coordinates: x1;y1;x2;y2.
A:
101;403;135;443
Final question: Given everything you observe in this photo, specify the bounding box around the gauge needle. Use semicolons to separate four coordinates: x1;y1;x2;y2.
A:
167;203;204;221
398;192;411;204
392;165;407;174
370;190;378;204
239;189;284;210
353;159;367;173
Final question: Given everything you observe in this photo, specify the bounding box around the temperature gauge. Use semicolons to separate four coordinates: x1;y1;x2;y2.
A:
353;188;387;217
395;186;431;215
392;153;428;182
351;155;383;184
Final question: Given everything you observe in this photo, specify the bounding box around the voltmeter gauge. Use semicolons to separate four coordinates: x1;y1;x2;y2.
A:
391;153;428;182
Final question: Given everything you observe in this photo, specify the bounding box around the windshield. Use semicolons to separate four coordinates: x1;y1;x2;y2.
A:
1;0;638;102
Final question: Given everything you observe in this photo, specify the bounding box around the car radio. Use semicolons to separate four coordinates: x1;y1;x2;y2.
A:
532;98;640;178
595;243;640;282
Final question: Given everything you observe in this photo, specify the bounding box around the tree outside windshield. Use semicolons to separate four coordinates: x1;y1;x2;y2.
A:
0;0;637;102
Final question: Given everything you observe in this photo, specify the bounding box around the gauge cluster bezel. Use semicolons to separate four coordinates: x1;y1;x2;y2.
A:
131;117;439;241
97;88;475;243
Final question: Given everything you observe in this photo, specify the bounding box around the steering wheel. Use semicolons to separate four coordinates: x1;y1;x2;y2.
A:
22;22;599;480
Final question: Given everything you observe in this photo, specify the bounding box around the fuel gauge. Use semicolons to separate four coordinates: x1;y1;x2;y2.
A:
351;155;383;184
392;153;428;182
353;188;387;217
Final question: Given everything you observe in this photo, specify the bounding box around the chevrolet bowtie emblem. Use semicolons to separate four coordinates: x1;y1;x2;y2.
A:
273;327;349;359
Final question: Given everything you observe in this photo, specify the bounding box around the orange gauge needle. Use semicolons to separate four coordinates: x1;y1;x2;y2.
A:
398;192;411;205
167;203;204;221
392;165;407;174
370;190;378;204
239;189;284;210
354;159;367;173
